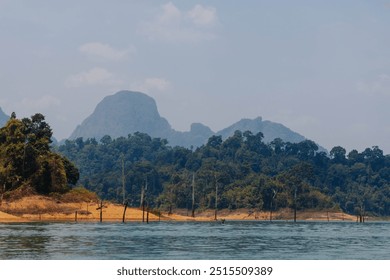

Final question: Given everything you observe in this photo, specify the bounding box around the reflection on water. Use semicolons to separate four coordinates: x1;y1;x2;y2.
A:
1;221;390;260
0;224;51;259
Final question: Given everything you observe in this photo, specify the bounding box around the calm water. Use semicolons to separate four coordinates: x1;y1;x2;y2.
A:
0;221;389;260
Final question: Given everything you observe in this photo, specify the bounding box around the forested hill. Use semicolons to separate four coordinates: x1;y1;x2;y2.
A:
0;114;79;196
59;131;390;217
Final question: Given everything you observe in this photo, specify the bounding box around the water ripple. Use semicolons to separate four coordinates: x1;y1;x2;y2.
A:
1;221;390;259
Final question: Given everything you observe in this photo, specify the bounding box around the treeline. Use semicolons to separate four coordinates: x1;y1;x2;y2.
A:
0;114;79;200
58;131;390;216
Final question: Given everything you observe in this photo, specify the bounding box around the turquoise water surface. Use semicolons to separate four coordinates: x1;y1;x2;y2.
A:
0;221;389;260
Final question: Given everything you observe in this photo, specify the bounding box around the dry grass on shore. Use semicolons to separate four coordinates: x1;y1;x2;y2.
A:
0;195;359;223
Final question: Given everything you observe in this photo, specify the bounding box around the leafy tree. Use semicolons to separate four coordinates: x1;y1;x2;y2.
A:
0;114;79;195
330;146;347;164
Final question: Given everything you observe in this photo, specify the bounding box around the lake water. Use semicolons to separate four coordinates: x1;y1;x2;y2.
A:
1;221;389;260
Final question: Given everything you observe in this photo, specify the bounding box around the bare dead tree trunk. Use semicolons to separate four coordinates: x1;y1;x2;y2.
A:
142;199;145;223
214;180;218;221
121;154;126;205
191;173;195;218
122;200;128;223
146;203;149;224
0;184;5;206
99;200;103;223
294;187;297;222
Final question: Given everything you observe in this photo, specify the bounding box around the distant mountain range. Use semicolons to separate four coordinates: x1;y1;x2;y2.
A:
70;90;313;149
0;91;318;149
0;107;9;127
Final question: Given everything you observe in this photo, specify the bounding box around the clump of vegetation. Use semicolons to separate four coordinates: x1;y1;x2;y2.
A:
2;184;37;202
0;113;79;202
60;186;99;203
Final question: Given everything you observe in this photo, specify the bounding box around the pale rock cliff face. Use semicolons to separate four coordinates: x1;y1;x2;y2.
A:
70;91;173;141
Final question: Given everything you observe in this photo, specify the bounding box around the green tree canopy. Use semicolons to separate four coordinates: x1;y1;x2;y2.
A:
0;113;79;195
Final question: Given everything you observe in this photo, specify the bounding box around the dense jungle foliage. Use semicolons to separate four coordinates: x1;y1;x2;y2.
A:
0;114;79;199
1;114;389;216
58;130;390;217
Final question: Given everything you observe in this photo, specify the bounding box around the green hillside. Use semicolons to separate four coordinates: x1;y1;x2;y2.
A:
59;131;390;217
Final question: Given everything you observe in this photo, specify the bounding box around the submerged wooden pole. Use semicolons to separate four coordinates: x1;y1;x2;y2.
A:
99;200;103;223
214;183;218;221
142;179;148;223
75;211;78;222
293;187;297;222
146;204;149;224
191;173;195;218
142;200;145;223
122;201;128;223
270;189;277;222
121;154;126;205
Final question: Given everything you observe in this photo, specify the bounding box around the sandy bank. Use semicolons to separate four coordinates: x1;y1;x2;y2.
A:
0;195;360;223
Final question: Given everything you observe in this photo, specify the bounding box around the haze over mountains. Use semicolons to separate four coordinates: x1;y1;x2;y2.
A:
0;108;9;127
1;91;317;149
70;90;310;149
71;91;173;142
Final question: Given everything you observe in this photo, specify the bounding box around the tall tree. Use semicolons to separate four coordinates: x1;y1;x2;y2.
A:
0;114;79;195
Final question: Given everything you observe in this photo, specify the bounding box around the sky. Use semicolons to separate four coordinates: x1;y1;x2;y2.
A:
0;0;390;154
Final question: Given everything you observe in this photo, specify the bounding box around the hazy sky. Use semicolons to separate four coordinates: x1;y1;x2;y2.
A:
1;1;389;153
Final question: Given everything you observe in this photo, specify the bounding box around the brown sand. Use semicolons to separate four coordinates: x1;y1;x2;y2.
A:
0;195;163;222
0;195;358;223
0;210;28;222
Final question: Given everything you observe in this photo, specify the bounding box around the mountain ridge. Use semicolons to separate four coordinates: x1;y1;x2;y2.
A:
70;91;173;140
216;117;306;144
0;107;9;127
69;90;320;150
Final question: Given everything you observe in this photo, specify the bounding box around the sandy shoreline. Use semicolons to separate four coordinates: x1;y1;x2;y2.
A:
0;195;370;223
